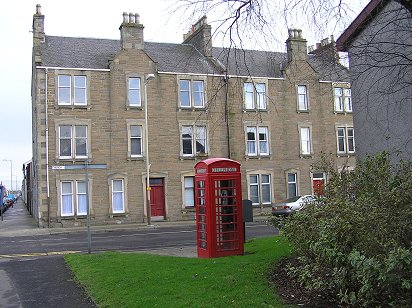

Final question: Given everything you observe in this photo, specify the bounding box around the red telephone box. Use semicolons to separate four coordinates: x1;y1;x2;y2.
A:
195;158;244;258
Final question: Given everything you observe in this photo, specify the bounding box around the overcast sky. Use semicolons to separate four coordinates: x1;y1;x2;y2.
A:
0;0;368;191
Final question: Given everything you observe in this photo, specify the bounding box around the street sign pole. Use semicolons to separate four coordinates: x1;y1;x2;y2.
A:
85;159;91;254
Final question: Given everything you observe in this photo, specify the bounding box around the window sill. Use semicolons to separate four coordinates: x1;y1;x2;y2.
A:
334;111;352;115
55;104;90;110
180;154;209;161
56;158;92;163
126;106;143;111
109;212;129;218
299;154;313;159
337;153;355;158
178;107;206;112
127;156;144;161
243;109;268;113
245;155;271;160
297;110;310;114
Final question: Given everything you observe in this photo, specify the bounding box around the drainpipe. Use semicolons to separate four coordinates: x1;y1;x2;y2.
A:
44;68;50;227
224;73;231;159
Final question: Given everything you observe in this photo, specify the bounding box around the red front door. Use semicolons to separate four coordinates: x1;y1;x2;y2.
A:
149;178;165;217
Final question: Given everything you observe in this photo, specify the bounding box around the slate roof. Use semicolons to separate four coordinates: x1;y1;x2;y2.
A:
40;35;348;81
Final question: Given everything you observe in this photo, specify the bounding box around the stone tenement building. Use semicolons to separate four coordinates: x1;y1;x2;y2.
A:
31;5;355;228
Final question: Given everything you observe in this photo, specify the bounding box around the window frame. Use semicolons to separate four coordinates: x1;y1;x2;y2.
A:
287;172;298;198
127;77;142;107
180;123;208;158
178;76;206;109
297;84;309;112
112;179;125;214
57;74;88;106
336;125;355;155
59;179;90;217
61;181;74;216
243;81;268;111
58;125;89;159
245;125;270;157
182;175;195;208
298;125;313;156
333;86;352;113
247;172;273;207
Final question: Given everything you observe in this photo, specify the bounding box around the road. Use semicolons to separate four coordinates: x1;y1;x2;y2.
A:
0;222;277;258
0;208;277;307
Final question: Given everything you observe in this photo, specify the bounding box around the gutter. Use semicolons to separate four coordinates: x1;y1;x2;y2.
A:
44;68;50;227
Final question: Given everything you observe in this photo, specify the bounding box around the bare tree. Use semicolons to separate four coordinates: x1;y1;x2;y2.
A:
172;0;367;50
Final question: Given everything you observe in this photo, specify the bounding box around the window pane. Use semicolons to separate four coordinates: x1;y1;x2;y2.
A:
193;81;204;107
61;182;73;216
256;83;266;109
249;175;260;204
58;76;71;105
337;128;346;152
59;75;71;87
75;126;86;137
288;173;297;198
247;127;256;155
131;139;142;155
347;128;355;152
75;126;87;157
131;125;141;137
77;181;87;215
74;76;86;105
195;126;206;154
128;77;141;106
334;88;343;111
244;83;254;109
113;192;124;212
113;179;123;192
184;176;195;207
129;78;140;89
131;125;142;156
261;182;271;203
77;181;86;194
59;88;71;105
259;127;268;155
62;182;72;194
298;85;308;110
180;80;190;107
182;126;193;155
60;126;72;138
59;126;72;157
250;175;258;184
300;127;311;154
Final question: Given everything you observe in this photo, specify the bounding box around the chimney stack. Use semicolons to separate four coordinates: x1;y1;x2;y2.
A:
286;29;307;62
308;35;340;64
183;16;212;57
33;4;45;44
119;12;144;50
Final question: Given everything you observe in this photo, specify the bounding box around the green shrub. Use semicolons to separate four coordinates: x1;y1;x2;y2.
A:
277;153;412;307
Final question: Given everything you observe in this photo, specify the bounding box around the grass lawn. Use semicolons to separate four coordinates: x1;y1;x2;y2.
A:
65;236;291;307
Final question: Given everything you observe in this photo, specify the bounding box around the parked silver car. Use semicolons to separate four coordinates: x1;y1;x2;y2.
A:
272;195;314;216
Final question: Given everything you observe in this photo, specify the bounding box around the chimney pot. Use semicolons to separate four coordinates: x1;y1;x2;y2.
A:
298;29;302;38
123;12;128;23
129;13;135;23
36;4;42;15
135;13;140;24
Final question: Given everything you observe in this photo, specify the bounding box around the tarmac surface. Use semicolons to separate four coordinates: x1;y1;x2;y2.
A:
0;199;271;307
0;199;203;307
